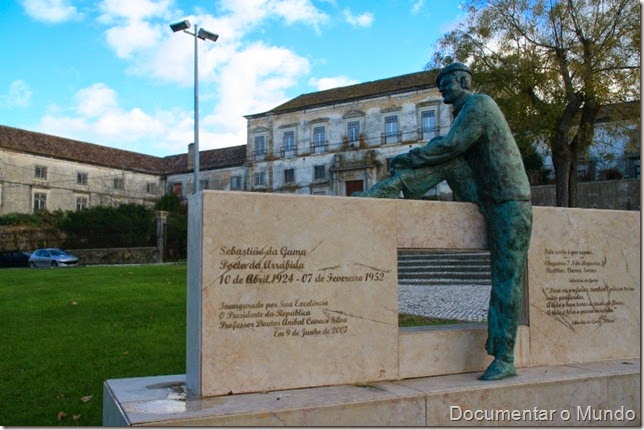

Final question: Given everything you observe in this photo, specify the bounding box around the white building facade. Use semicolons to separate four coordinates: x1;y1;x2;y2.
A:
162;144;247;197
0;126;166;215
0;151;162;214
0;126;251;216
244;71;453;198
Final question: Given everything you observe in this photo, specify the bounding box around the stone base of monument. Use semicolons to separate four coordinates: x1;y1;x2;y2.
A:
103;192;640;426
103;358;639;426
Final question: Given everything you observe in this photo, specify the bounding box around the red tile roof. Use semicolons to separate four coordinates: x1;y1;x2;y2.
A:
0;125;163;174
0;125;246;175
161;145;247;174
246;70;437;118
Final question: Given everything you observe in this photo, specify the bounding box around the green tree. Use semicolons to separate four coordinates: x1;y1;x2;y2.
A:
61;204;155;248
428;0;639;206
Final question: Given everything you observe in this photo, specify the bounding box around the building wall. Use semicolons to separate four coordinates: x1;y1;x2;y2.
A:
165;165;248;197
531;178;640;210
246;87;453;197
539;120;640;182
0;149;162;215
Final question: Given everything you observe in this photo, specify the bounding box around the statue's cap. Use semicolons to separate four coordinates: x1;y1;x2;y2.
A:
435;62;471;85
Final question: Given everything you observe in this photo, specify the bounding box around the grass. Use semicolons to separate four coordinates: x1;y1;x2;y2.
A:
0;265;186;426
398;313;465;326
0;264;464;426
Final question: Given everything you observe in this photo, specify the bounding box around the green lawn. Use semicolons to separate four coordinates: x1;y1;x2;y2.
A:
0;265;187;426
0;264;461;426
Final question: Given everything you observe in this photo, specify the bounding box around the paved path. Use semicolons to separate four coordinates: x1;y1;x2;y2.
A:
398;284;490;322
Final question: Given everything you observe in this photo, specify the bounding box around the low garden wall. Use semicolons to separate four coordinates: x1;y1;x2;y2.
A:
0;226;157;265
531;178;640;210
66;247;157;266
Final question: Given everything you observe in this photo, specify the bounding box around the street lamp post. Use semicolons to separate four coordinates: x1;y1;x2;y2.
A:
170;19;219;194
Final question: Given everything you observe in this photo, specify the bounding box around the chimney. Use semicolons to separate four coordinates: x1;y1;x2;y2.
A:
187;143;194;170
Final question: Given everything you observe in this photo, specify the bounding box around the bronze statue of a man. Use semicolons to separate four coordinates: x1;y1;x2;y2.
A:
354;62;533;381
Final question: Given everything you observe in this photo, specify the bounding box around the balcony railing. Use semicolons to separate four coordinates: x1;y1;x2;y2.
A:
280;145;298;158
419;127;439;140
381;132;402;145
252;150;267;161
310;141;329;154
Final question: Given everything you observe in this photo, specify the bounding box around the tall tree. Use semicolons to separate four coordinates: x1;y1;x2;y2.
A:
428;0;640;206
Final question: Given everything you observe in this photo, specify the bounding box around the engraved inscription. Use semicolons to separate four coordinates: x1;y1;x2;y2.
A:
216;245;386;286
541;248;634;330
217;299;349;338
213;243;390;339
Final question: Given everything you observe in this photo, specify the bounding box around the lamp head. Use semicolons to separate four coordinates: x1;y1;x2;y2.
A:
170;20;191;32
197;28;219;42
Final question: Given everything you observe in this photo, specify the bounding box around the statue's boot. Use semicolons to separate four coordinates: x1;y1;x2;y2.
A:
479;357;517;381
352;175;404;199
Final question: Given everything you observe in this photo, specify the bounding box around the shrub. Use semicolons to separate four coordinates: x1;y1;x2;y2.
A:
60;204;156;249
0;212;41;226
600;168;623;180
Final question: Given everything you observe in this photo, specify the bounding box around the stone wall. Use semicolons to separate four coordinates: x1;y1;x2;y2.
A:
66;247;157;265
0;226;65;251
0;227;157;265
532;178;640;210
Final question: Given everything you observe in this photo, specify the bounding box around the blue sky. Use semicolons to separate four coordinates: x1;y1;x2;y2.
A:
1;0;466;156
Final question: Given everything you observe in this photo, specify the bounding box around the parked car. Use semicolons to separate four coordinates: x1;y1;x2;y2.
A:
0;250;32;268
29;248;79;268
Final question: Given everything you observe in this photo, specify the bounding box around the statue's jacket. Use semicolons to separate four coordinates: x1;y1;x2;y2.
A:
409;93;531;205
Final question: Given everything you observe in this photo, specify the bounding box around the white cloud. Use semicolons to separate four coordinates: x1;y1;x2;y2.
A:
342;8;373;28
73;83;118;117
411;0;425;15
103;0;324;87
218;0;329;32
97;0;173;59
105;20;163;58
21;0;80;23
98;0;323;150
0;80;32;108
268;0;330;31
39;83;194;155
217;0;270;24
309;76;358;91
97;0;173;23
33;0;331;152
204;42;310;145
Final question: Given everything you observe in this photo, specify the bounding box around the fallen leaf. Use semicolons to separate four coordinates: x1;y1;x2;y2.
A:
57;411;66;421
123;351;129;355
80;394;93;403
73;414;81;421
